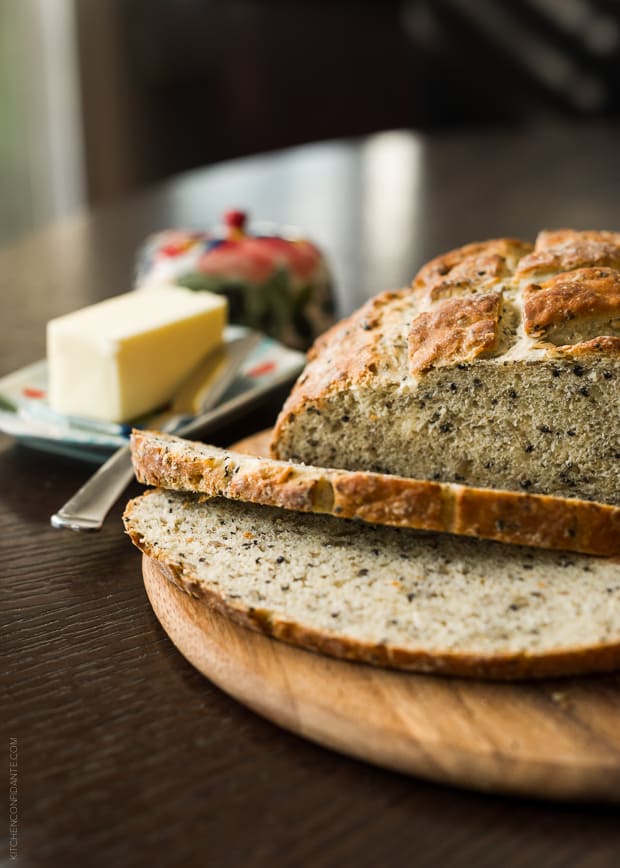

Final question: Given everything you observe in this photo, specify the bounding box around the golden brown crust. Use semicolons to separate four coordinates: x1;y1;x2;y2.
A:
517;239;620;280
523;267;620;337
413;238;532;295
132;429;321;512
408;291;502;373
454;486;620;555
331;473;445;530
130;430;620;557
230;465;322;512
534;228;620;250
556;336;620;357
422;252;509;301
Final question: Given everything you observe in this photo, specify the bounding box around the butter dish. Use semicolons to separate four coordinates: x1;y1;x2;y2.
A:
0;328;304;463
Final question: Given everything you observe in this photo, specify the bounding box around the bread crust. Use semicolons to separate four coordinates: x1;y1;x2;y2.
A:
517;229;620;277
558;336;620;357
523;267;620;338
414;238;532;296
130;430;620;557
534;228;620;249
123;494;620;680
408;291;502;373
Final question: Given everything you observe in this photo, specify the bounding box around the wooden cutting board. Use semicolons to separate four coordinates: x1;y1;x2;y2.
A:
142;430;620;802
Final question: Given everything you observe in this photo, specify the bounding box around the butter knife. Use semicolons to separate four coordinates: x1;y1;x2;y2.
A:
50;330;260;531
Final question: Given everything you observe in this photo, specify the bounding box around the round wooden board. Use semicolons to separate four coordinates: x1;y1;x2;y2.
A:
141;430;620;802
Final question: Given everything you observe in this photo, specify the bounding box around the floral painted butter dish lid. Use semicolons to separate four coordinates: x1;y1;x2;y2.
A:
136;211;335;350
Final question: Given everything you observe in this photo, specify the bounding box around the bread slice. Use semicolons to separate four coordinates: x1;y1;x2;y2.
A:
271;231;620;505
130;429;620;557
123;489;620;679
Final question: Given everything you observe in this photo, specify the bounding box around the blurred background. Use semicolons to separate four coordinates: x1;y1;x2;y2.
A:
2;0;620;246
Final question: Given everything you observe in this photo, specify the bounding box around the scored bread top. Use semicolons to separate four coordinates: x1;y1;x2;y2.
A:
275;229;620;406
522;268;620;343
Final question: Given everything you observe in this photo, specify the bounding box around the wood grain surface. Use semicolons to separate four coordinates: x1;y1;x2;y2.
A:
5;126;620;866
140;430;620;803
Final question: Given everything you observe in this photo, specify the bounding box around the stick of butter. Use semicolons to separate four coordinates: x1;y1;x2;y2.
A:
47;284;227;423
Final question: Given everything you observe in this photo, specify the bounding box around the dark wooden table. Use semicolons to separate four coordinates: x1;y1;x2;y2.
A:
3;123;620;867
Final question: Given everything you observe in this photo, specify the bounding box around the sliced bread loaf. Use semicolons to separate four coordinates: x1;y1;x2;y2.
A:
130;429;620;557
123;489;620;679
271;230;620;505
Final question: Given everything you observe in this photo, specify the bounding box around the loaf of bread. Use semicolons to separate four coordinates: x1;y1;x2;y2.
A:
130;429;620;556
271;230;620;505
123;489;620;679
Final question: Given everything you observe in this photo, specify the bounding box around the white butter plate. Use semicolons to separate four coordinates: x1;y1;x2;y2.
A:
0;329;304;463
